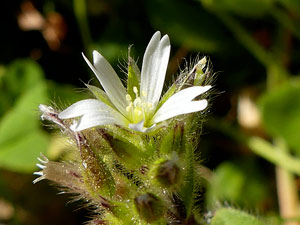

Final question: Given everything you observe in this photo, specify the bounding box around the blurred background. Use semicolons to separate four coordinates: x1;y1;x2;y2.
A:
1;0;300;224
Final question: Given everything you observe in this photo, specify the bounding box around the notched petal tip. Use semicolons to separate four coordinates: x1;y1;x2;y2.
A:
160;34;170;48
92;50;102;65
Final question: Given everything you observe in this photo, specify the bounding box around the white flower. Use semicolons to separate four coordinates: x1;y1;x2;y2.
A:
58;31;211;132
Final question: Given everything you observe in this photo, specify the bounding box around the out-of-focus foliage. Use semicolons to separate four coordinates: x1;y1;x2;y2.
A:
0;0;299;224
260;81;300;155
201;0;273;17
0;60;49;172
211;208;265;225
207;161;270;209
146;0;228;52
0;60;86;173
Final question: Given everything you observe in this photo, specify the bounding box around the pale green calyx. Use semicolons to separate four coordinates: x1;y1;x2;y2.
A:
58;31;211;132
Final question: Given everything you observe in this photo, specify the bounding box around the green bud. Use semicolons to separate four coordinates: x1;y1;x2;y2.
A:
134;193;165;223
193;57;207;86
156;157;181;187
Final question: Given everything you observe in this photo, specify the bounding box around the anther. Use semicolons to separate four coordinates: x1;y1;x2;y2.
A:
126;94;132;102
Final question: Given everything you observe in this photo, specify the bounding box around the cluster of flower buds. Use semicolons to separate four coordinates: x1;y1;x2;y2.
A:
35;31;213;224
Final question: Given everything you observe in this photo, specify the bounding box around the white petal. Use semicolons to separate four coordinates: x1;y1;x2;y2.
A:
82;51;128;115
128;120;156;133
59;99;111;119
58;99;128;131
72;110;126;131
140;31;171;107
128;120;146;132
153;100;208;123
157;86;211;108
152;85;211;123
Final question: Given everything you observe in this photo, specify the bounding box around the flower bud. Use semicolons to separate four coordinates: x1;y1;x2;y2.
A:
193;57;208;86
134;193;165;223
156;159;181;187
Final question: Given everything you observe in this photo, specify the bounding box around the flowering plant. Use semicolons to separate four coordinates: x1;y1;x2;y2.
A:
35;31;213;224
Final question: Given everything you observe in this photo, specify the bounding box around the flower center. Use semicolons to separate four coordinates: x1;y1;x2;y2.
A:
125;86;153;124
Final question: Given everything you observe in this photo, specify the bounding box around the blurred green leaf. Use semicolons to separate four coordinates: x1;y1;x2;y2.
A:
0;60;45;115
211;208;264;225
0;82;47;146
260;81;300;155
207;161;269;208
0;130;49;173
200;0;273;18
4;59;44;97
47;81;88;105
208;162;244;203
278;0;300;15
146;0;227;52
0;60;50;172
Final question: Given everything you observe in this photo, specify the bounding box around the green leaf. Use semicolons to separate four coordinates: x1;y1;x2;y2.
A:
0;83;48;146
278;0;300;15
0;130;49;173
209;162;244;203
207;161;269;208
211;208;264;225
260;82;300;155
4;59;44;97
0;59;45;115
0;71;49;172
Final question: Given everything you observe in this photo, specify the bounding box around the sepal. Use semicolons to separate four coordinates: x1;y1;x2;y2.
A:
127;53;141;100
134;193;165;223
33;154;84;192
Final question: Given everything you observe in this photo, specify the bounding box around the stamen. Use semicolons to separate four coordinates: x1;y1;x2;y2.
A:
126;102;133;112
134;97;142;107
134;108;142;117
126;94;132;102
133;86;138;94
